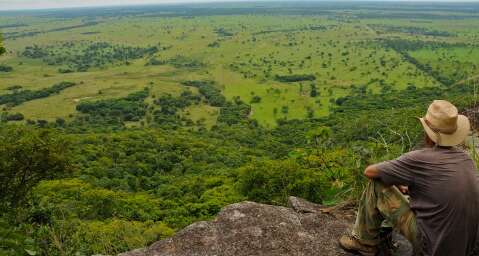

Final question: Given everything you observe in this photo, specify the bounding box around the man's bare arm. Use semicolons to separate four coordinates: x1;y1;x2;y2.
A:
364;164;409;194
364;164;380;179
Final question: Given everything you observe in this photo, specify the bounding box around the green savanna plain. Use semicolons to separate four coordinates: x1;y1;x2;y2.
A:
2;3;479;127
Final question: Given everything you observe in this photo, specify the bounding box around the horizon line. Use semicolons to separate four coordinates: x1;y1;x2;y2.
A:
1;0;479;12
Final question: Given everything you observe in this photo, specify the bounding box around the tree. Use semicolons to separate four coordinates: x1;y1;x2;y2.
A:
0;126;73;210
0;34;5;56
250;95;262;104
310;83;318;97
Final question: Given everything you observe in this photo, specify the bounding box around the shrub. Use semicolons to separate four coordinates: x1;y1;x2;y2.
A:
0;65;13;72
275;74;316;82
238;159;323;205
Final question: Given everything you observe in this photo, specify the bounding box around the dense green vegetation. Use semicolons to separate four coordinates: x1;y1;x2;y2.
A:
0;2;479;256
22;42;159;72
275;74;316;83
181;81;226;107
76;89;149;125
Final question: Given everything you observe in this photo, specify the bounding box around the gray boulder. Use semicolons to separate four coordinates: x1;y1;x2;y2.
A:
120;197;411;256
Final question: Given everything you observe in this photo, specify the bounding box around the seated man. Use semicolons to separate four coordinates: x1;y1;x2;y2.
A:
339;100;479;256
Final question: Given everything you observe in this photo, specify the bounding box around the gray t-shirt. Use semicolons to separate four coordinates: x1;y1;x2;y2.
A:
377;147;479;256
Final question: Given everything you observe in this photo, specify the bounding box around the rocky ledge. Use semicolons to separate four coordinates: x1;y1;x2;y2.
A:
120;197;412;256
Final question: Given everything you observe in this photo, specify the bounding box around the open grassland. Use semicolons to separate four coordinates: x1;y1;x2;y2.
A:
1;2;479;126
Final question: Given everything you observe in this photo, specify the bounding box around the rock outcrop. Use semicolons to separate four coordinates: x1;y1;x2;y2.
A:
120;197;412;256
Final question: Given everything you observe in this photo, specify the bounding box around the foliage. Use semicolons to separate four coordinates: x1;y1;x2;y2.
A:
275;74;316;83
1;112;25;122
250;95;261;104
0;65;13;72
0;34;5;55
182;80;226;107
0;219;38;256
22;42;158;71
238;159;323;205
0;126;72;210
217;99;251;125
76;89;149;125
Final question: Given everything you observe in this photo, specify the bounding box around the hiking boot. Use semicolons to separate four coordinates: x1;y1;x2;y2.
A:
339;235;378;256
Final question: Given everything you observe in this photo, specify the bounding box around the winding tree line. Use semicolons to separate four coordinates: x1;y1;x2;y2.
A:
4;21;100;40
371;24;454;37
0;81;76;107
22;42;159;72
380;39;468;85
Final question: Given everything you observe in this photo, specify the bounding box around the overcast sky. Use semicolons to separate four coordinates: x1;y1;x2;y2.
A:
0;0;478;11
2;0;231;10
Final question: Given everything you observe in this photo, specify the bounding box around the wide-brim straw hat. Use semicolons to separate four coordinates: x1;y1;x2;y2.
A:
419;100;471;147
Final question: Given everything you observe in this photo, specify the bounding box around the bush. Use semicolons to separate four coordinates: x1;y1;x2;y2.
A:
58;68;74;73
0;65;13;72
33;218;173;256
181;80;226;107
238;159;323;205
76;89;149;124
275;74;316;82
250;96;261;104
3;112;24;121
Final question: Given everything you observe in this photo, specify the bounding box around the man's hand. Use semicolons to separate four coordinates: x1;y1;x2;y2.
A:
364;164;380;179
398;185;409;194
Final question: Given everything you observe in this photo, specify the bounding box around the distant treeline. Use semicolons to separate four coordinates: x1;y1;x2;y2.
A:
215;28;234;37
0;23;28;29
146;55;204;69
4;22;100;40
167;56;204;69
371;24;454;37
253;25;332;35
0;81;76;106
379;39;468;52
